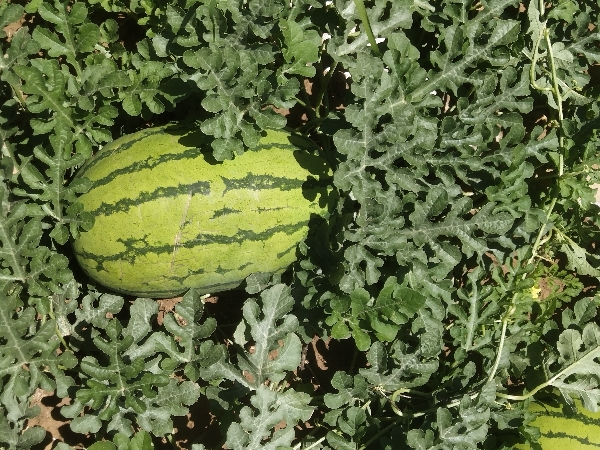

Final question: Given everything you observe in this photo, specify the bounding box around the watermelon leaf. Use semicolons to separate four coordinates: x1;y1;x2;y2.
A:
33;2;100;68
135;379;202;437
153;289;222;381
0;4;24;40
0;183;44;292
0;412;46;450
74;293;125;331
447;267;501;355
323;372;370;412
238;284;302;385
359;340;439;393
63;299;205;436
120;44;177;117
200;284;302;389
546;323;600;412
0;23;40;110
407;384;495;449
16;125;90;244
225;385;313;450
278;18;322;78
12;62;74;134
0;294;76;447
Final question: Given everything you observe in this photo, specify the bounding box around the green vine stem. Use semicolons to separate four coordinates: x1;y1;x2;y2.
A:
388;389;481;420
315;62;338;119
496;333;596;401
353;0;381;57
293;434;326;450
358;418;403;449
487;0;568;391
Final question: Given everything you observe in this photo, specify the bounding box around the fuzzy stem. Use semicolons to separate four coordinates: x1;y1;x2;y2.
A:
487;315;510;384
353;0;381;57
358;418;404;450
488;0;567;394
315;62;338;119
544;28;565;175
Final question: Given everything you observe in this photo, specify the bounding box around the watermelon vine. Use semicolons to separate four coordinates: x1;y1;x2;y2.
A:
1;0;600;449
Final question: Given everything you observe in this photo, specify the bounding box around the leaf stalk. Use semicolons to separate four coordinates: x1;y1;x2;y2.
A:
489;0;570;396
353;0;382;57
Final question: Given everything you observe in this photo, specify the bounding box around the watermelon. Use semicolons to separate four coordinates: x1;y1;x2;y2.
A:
72;125;334;298
516;398;600;449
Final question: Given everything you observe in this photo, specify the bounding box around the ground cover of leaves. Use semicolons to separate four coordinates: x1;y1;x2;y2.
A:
24;292;359;450
2;0;600;449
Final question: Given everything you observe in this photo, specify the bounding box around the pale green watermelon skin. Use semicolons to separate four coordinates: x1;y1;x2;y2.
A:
72;125;333;298
516;399;600;449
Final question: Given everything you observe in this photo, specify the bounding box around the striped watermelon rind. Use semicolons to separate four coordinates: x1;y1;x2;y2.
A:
72;125;334;298
515;398;600;449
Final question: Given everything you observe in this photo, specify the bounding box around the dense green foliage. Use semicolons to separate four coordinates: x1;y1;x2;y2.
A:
0;0;599;448
72;125;333;298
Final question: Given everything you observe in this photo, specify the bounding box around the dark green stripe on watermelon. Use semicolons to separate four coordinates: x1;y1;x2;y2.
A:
84;147;204;190
277;244;298;259
237;262;252;271
211;207;242;219
221;174;305;193
80;127;170;174
75;221;307;269
542;431;596;446
248;142;299;152
88;181;211;216
539;410;600;426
